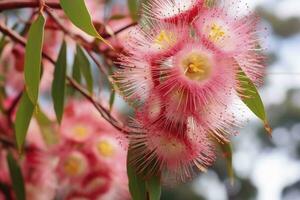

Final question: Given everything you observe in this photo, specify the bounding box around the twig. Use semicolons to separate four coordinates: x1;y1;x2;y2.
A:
5;91;23;126
0;134;15;148
45;9;95;50
102;22;137;39
67;78;129;133
0;0;61;11
0;22;131;134
0;22;55;63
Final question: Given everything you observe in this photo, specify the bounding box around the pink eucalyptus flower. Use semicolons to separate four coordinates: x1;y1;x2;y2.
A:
153;41;237;115
123;21;188;60
129;116;216;182
194;7;265;85
143;0;204;23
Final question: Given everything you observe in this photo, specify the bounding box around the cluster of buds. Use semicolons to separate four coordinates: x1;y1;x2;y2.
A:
114;0;265;182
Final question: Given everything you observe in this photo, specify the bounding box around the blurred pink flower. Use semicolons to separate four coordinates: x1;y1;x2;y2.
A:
53;100;129;199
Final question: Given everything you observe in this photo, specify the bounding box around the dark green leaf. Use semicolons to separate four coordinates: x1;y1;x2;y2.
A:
109;90;115;112
237;68;272;135
146;175;161;200
127;146;147;200
52;41;67;124
14;91;35;151
75;46;93;94
60;0;112;48
7;152;25;200
127;0;140;21
24;14;45;104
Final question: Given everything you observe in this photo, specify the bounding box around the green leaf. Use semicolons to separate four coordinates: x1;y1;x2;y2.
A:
127;146;147;200
14;91;35;151
7;152;26;200
0;35;8;57
237;68;272;135
67;53;82;96
109;89;115;112
146;176;161;200
218;141;234;184
24;14;45;104
75;46;93;94
34;106;58;146
60;0;112;48
52;41;67;124
72;54;81;84
127;0;140;21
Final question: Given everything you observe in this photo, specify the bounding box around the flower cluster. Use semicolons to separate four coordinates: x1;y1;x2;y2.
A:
0;101;129;200
114;0;265;182
53;101;129;200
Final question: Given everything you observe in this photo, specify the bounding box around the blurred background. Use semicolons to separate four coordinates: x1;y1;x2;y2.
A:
162;0;300;200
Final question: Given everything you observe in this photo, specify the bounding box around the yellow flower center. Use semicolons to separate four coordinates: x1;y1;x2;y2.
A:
153;136;185;158
97;140;115;157
182;52;212;81
154;30;176;49
209;23;226;42
73;125;89;139
63;156;83;176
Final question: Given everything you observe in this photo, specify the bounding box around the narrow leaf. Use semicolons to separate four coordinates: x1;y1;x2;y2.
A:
34;106;58;146
60;0;112;48
237;68;272;135
7;152;26;200
75;46;93;93
14;91;35;151
72;54;81;84
52;41;67;123
146;176;161;200
218;142;234;185
0;35;8;57
127;0;140;21
127;146;147;200
24;14;45;104
109;90;115;112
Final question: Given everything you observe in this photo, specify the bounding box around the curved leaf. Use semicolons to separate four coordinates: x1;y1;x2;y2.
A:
60;0;112;48
14;91;35;151
237;68;272;135
146;175;161;200
7;152;25;200
24;14;45;104
52;41;67;124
